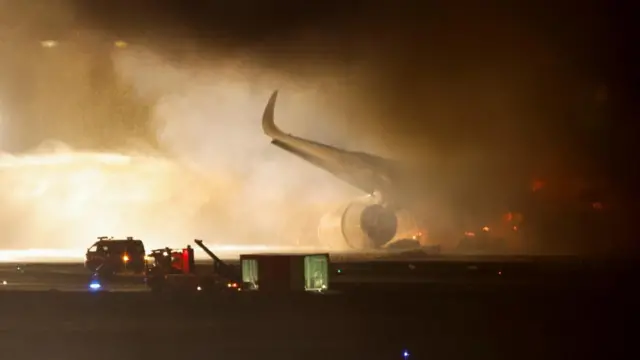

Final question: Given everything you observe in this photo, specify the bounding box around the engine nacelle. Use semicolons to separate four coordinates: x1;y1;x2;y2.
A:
318;196;420;251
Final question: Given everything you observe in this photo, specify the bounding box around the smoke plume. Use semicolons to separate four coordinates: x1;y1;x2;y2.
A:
0;40;370;255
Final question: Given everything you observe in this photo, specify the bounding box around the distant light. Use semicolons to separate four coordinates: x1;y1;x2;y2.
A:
482;226;490;232
464;231;476;237
503;212;514;222
122;254;130;263
89;282;101;290
40;40;58;48
498;271;502;275
2;280;7;285
403;350;410;359
114;40;128;48
197;286;202;291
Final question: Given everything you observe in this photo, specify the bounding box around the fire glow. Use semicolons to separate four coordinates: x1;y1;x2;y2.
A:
0;149;229;252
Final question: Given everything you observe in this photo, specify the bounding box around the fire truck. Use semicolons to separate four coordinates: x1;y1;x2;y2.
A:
144;240;241;293
85;236;146;275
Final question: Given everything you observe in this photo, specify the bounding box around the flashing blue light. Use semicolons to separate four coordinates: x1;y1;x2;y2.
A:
89;281;101;290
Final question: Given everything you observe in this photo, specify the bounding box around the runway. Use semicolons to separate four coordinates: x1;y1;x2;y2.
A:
1;254;631;293
0;255;632;360
0;263;148;292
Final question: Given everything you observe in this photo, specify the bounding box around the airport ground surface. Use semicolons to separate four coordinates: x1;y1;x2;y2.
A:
0;256;634;360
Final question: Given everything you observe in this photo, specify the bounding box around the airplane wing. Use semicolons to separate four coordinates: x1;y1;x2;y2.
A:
262;90;398;196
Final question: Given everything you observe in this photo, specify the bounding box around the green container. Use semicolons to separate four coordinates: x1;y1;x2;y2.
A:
304;254;329;291
240;253;330;292
241;258;259;290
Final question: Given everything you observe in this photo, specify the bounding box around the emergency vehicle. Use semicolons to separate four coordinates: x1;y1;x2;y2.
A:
144;240;241;293
85;236;146;275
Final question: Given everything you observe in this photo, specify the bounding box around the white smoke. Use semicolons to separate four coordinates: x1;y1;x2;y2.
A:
0;40;366;255
109;46;363;247
0;2;377;259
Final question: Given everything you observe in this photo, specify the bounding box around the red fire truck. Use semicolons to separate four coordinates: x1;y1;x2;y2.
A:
144;240;241;293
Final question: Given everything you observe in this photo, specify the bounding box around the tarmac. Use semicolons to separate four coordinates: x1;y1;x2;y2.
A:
0;256;633;360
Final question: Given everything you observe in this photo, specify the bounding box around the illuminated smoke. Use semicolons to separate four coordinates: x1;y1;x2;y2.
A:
0;2;387;257
111;46;364;246
0;43;364;254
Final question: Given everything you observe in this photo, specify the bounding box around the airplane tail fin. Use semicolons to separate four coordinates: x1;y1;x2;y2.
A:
259;90;392;195
262;90;286;139
260;90;340;155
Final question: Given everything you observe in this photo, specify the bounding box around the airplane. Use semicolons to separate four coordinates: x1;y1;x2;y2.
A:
261;90;516;252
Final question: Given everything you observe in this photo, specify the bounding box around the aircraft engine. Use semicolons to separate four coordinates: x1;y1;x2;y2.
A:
318;196;419;250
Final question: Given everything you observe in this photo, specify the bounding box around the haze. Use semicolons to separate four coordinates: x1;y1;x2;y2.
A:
0;7;375;253
0;1;623;256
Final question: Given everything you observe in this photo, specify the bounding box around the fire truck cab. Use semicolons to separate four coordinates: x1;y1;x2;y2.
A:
145;247;195;276
85;236;146;275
